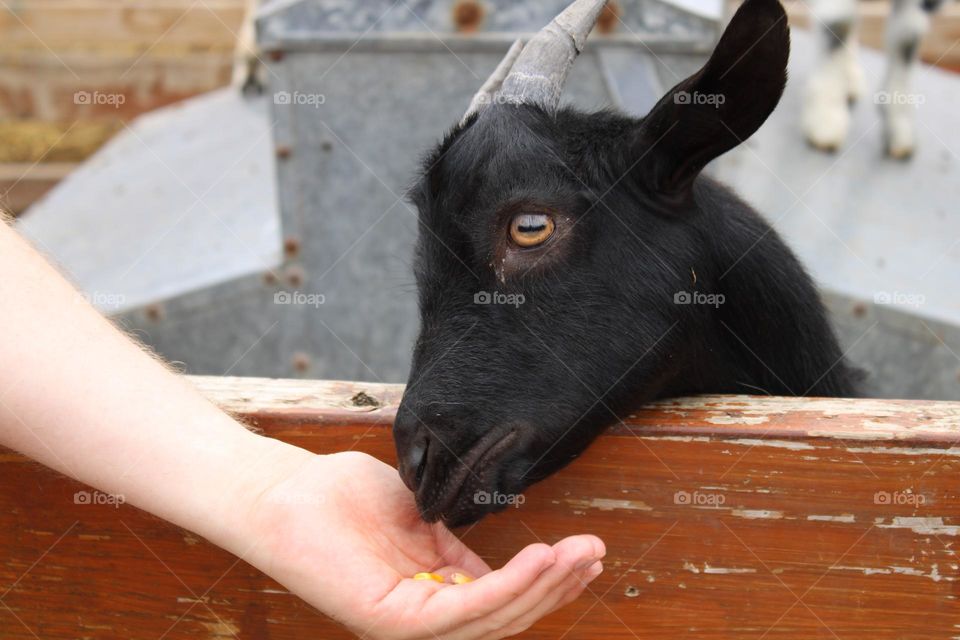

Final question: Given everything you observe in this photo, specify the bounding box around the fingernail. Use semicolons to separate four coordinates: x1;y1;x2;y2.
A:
450;572;474;584
574;557;598;572
585;561;603;579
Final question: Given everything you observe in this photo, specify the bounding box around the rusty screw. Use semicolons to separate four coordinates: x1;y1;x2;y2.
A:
597;1;620;34
283;236;301;258
267;49;285;62
275;145;292;160
285;265;305;288
291;352;311;374
144;304;164;323
452;0;484;33
852;302;868;319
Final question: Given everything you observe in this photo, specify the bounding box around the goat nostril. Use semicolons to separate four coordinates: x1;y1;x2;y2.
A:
399;436;429;492
414;439;429;486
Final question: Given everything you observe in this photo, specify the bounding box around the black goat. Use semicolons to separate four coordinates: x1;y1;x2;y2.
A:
393;0;859;527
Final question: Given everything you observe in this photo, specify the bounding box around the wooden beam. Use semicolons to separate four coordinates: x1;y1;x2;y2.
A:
0;163;77;215
1;376;958;638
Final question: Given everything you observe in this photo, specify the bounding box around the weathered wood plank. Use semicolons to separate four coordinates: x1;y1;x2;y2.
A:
1;376;957;638
0;162;77;214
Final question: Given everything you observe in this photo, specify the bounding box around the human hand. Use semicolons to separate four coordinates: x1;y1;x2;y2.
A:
0;224;604;637
242;449;605;639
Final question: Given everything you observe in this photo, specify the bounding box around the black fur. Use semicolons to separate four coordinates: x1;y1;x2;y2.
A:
393;0;858;527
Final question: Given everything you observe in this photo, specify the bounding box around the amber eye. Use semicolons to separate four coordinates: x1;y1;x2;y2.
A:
509;213;555;248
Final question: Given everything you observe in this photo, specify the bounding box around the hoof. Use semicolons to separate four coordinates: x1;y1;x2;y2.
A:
807;138;839;154
886;144;915;161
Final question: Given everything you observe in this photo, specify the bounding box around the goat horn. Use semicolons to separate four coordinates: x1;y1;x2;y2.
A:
496;0;608;111
461;39;525;126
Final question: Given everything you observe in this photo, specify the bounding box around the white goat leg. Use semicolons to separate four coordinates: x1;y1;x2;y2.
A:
802;0;860;152
231;0;264;94
880;0;935;159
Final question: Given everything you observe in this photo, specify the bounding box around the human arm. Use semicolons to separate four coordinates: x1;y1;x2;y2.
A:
0;221;604;639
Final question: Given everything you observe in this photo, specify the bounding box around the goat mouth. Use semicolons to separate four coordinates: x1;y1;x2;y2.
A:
417;429;519;524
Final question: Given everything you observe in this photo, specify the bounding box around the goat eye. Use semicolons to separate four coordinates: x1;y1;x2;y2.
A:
509;213;555;248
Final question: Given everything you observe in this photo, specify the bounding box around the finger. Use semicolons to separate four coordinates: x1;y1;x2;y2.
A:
431;524;494;578
420;542;557;630
548;560;603;615
450;535;604;639
492;533;604;623
362;546;551;640
490;559;604;639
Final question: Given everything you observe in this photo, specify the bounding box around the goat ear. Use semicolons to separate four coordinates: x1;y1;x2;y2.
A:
634;0;789;205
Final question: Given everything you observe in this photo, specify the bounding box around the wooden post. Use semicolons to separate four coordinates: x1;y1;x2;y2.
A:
1;376;957;638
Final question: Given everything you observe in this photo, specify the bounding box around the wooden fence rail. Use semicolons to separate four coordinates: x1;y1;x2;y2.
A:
1;376;958;638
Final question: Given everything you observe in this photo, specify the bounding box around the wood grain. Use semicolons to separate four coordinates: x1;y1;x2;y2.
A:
0;162;77;214
1;376;958;638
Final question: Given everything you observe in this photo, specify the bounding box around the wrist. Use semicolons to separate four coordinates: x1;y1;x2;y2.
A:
199;426;317;558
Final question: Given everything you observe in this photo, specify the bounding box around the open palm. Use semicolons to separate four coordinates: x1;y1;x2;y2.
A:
248;451;605;639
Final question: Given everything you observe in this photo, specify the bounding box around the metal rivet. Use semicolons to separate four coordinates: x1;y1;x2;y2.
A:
852;302;867;318
291;352;310;373
283;237;301;258
285;265;305;288
268;49;284;62
598;1;620;34
452;0;484;32
263;271;279;286
275;145;292;159
144;304;164;322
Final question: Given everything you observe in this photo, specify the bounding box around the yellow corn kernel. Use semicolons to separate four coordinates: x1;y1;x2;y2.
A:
450;572;474;585
413;572;444;583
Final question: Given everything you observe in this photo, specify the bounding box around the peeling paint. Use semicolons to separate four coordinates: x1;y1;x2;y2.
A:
731;509;784;520
833;565;893;576
567;498;653;512
831;564;946;581
705;414;770;426
703;563;756;574
878;517;960;536
807;514;856;523
640;435;714;443
202;620;240;638
845;445;960;457
718;438;817;451
808;429;897;441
